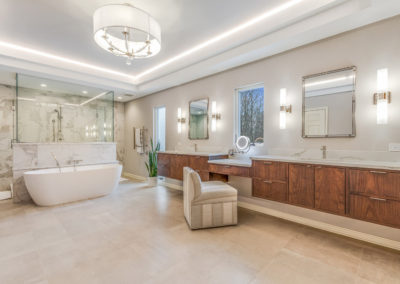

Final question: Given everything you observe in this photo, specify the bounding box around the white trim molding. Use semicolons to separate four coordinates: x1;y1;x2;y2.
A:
238;201;400;251
123;172;147;182
0;191;12;200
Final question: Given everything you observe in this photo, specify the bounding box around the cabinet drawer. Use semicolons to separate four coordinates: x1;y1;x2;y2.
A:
252;160;288;181
209;164;250;177
349;194;400;228
252;178;287;202
348;169;400;201
189;156;209;171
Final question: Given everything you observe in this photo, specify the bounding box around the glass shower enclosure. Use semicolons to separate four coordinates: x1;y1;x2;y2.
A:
16;74;114;143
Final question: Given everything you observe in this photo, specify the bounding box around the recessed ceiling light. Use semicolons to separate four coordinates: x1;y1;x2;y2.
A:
117;96;123;100
82;90;88;94
40;83;47;87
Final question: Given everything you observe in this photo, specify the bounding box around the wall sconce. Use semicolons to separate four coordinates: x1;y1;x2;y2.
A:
211;101;221;132
279;88;291;129
374;68;391;125
177;107;186;133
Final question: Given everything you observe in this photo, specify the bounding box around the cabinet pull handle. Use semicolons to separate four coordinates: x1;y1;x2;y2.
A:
263;162;272;165
369;197;387;202
315;166;322;169
370;170;387;175
264;180;272;184
306;165;312;168
224;166;231;168
273;180;287;184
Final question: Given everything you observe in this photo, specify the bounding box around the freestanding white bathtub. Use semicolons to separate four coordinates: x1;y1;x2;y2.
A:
24;163;122;206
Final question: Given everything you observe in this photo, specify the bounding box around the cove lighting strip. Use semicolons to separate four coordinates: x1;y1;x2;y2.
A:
0;41;135;80
135;0;304;79
0;0;303;82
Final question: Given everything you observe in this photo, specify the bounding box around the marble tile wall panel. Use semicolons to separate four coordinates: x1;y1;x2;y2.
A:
0;84;14;192
17;87;113;143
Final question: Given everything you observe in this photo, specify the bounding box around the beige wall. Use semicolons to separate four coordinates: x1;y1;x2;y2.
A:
124;16;400;177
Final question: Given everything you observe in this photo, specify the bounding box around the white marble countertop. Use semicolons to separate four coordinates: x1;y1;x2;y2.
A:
208;159;252;167
158;150;227;157
250;155;400;171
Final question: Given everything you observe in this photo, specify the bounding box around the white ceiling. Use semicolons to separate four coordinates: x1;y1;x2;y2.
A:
0;0;399;101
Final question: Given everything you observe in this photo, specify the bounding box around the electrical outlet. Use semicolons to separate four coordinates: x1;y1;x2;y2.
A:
388;143;400;152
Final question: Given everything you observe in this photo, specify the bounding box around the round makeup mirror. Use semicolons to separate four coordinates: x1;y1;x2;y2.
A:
235;136;250;153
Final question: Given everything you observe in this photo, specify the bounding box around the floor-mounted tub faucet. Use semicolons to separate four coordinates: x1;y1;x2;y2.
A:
321;145;327;159
50;152;61;172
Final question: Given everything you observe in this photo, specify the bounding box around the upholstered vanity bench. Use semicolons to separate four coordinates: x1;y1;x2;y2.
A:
183;167;238;229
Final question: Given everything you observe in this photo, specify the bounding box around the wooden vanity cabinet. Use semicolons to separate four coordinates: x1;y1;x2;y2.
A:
157;153;228;181
288;164;315;208
252;161;288;202
157;153;170;177
170;155;189;180
315;166;346;215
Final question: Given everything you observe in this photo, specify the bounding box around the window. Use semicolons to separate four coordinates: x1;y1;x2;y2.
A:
153;106;166;151
235;84;264;144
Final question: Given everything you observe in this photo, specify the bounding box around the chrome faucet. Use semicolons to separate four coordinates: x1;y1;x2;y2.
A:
321;145;327;159
50;152;61;173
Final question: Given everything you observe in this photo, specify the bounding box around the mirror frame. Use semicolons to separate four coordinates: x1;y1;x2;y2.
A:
188;97;209;140
302;66;356;138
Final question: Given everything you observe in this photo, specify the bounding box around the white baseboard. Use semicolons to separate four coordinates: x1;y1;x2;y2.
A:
123;172;147;182
0;191;12;200
238;201;400;251
159;180;183;191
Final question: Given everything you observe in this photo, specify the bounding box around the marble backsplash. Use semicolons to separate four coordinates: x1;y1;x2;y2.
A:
0;84;14;192
12;142;118;202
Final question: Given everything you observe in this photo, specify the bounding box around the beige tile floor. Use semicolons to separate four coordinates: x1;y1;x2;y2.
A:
0;180;399;284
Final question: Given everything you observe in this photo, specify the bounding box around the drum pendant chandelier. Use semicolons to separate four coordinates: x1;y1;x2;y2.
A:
93;3;161;64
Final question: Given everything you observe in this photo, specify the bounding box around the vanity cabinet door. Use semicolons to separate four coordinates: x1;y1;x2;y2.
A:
252;178;288;202
349;194;400;228
157;153;170;177
348;169;400;201
170;155;189;180
189;156;209;171
315;166;346;215
253;161;288;181
289;164;315;208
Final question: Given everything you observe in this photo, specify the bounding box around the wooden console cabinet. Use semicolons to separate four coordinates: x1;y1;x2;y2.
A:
157;153;228;181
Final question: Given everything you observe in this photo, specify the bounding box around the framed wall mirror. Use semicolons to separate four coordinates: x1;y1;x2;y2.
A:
189;98;209;140
302;66;356;138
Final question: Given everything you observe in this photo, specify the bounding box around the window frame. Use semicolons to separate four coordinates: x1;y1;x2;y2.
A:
153;105;166;151
234;82;265;146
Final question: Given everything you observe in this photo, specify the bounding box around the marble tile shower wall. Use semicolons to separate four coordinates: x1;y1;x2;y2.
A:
0;84;14;192
17;88;113;143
